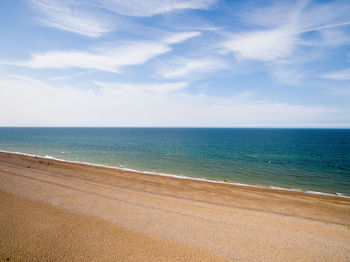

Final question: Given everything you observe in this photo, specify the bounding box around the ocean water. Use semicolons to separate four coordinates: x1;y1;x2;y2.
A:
0;127;349;196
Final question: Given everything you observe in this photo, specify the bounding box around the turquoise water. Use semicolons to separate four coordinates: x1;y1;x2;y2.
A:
0;128;349;196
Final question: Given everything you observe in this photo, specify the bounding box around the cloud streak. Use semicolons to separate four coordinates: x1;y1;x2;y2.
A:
49;70;96;81
220;0;350;62
29;0;115;37
28;0;217;37
322;68;350;80
97;0;217;17
158;56;227;79
220;28;297;62
1;32;200;72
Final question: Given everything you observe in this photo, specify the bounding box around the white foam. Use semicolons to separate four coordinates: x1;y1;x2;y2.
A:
1;149;349;199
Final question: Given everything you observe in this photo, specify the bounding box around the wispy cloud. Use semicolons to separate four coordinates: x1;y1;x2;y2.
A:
240;0;350;32
1;43;166;72
270;66;306;84
1;32;199;72
98;0;217;17
216;0;350;85
318;29;350;46
220;28;297;62
220;0;350;62
158;56;228;79
29;0;115;37
322;68;350;80
163;31;201;44
50;70;96;81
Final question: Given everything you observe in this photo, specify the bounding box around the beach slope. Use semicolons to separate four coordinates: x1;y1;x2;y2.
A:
0;152;349;261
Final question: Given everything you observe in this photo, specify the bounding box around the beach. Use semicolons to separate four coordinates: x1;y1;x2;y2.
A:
0;151;350;261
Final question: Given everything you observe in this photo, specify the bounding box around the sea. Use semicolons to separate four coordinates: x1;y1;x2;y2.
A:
0;127;349;197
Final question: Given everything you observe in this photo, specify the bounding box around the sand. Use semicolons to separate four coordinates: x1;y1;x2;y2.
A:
0;151;349;261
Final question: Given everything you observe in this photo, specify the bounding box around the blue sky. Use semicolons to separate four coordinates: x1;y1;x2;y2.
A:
0;0;349;127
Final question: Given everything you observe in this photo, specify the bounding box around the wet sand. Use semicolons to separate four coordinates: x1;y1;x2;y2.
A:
0;151;349;261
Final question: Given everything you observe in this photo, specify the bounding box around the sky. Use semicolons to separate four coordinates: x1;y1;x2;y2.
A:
0;0;350;127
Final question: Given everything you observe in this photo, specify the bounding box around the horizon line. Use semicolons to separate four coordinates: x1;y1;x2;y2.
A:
1;126;350;129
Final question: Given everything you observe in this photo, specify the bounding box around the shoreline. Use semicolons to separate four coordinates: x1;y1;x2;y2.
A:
0;149;348;199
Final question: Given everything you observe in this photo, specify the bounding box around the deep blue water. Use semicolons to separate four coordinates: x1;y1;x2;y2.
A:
0;128;349;196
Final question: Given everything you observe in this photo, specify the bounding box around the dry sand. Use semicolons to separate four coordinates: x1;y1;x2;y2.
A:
0;151;349;261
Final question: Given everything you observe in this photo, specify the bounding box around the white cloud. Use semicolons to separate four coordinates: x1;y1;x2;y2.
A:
1;32;199;72
163;31;201;44
2;43;167;72
158;56;227;79
319;29;350;46
220;28;297;62
216;0;350;86
0;75;347;127
242;0;350;33
220;0;350;62
322;68;350;80
50;70;96;81
28;0;216;37
98;0;217;17
29;0;115;37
